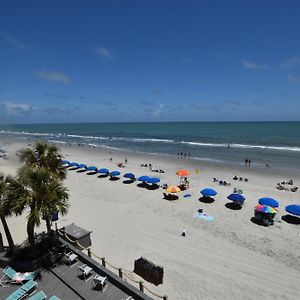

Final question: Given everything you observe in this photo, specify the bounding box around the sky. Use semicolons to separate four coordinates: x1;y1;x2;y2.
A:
0;0;300;123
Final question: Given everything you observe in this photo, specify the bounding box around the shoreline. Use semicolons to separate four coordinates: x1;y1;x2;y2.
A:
1;137;300;299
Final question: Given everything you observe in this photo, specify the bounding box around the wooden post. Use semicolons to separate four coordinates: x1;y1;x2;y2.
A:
118;268;123;278
87;248;91;258
139;281;144;292
101;257;106;267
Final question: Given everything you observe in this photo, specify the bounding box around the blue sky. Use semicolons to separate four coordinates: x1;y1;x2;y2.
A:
0;0;300;123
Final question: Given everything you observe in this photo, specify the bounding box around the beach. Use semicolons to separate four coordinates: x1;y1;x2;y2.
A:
1;137;300;300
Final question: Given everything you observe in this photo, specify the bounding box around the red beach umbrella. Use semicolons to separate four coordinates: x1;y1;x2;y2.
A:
176;169;190;177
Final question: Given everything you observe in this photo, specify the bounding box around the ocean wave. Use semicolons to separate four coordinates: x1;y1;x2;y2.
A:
1;130;300;152
111;137;174;143
181;141;300;152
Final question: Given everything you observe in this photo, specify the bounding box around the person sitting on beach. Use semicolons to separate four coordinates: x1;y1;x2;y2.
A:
244;178;248;182
213;177;218;182
288;180;293;185
219;180;224;185
276;183;284;190
239;177;243;181
233;176;238;180
291;186;298;192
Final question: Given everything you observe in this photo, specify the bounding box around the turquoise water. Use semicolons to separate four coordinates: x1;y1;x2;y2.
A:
1;122;300;170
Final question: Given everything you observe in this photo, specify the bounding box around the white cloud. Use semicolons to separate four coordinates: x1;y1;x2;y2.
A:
34;70;71;84
1;101;34;115
280;57;300;69
223;100;241;111
1;33;29;50
95;46;113;59
288;74;300;84
242;60;268;70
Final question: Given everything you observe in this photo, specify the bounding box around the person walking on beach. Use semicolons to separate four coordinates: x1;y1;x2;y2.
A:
245;158;248;166
181;227;186;237
125;157;128;164
248;159;251;166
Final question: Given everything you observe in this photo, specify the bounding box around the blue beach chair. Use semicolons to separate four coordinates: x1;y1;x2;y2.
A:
0;266;37;287
5;280;37;300
27;291;47;300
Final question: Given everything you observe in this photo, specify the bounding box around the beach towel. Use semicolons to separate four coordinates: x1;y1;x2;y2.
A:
193;213;214;221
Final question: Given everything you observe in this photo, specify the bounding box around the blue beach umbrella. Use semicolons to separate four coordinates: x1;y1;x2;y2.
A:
69;162;79;167
146;177;160;184
87;166;98;172
259;197;279;208
138;176;150;182
110;170;121;177
227;193;245;203
98;168;109;174
124;173;135;179
200;188;217;197
285;204;300;216
78;163;87;169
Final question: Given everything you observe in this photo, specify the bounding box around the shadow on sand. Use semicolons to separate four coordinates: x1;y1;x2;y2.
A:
98;174;109;178
199;196;215;204
281;214;300;224
225;202;242;210
123;179;135;184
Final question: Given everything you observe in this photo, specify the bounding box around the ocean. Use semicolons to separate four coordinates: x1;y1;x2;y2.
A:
1;122;300;170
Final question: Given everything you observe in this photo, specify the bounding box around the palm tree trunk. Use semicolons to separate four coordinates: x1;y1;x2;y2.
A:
46;217;52;234
0;231;4;252
0;214;15;253
27;221;35;246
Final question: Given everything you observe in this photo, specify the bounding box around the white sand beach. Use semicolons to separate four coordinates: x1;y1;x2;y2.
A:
1;138;300;300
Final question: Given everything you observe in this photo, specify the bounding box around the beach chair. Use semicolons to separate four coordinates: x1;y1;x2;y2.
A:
78;264;93;281
5;280;37;300
0;266;37;287
65;252;78;266
49;296;61;300
91;274;108;292
27;290;47;300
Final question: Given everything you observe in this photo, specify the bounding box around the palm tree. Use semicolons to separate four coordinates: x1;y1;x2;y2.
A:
19;142;66;181
0;173;15;253
7;167;69;246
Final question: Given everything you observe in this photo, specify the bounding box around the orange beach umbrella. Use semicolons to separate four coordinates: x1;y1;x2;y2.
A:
176;169;190;177
166;185;181;193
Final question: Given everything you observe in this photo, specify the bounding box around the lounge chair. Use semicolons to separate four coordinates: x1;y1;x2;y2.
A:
65;252;78;266
5;280;37;300
0;266;37;287
91;274;108;292
78;264;93;281
27;291;47;300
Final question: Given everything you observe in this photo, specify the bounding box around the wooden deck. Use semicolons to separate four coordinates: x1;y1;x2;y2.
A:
0;235;154;300
0;263;130;300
